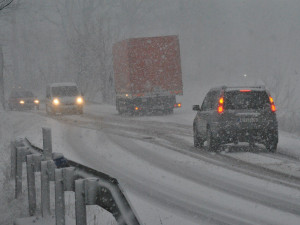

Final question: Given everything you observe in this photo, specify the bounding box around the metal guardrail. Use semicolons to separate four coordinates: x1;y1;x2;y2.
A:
11;128;141;225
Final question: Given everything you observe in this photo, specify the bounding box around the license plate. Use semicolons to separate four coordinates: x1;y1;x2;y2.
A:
238;118;258;123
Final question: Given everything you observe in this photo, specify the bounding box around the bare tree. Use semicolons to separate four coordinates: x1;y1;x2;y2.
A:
0;0;13;11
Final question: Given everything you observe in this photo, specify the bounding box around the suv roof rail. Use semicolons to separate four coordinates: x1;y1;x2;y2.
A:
226;85;266;89
209;85;266;92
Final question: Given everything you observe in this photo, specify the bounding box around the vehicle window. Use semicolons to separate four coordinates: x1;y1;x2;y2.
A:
11;91;34;98
52;86;79;97
224;91;269;110
201;90;219;111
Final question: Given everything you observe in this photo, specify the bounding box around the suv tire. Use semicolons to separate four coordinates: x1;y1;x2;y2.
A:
265;131;278;153
207;128;219;151
193;126;204;148
266;141;277;153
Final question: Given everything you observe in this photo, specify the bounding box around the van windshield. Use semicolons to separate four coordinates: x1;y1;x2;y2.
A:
224;91;269;110
52;86;79;97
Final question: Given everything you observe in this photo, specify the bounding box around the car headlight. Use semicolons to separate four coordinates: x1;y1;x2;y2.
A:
19;100;25;104
76;97;84;104
52;98;60;105
34;99;39;104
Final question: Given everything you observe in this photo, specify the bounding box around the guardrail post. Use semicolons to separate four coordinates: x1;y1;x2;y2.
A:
26;155;36;216
75;179;87;225
43;128;52;160
63;167;76;191
26;153;42;216
41;160;56;217
11;139;25;179
55;169;65;225
85;178;99;205
41;161;50;217
15;147;24;198
11;141;16;178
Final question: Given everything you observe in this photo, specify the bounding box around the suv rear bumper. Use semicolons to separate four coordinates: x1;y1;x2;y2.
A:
211;122;278;144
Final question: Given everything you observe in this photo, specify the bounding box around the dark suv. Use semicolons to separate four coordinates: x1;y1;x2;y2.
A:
193;86;278;152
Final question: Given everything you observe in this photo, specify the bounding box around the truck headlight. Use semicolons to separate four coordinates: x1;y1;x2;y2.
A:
76;97;84;104
19;100;25;104
53;98;60;105
34;99;39;104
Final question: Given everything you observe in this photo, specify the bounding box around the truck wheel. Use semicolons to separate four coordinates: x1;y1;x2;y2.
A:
167;108;174;114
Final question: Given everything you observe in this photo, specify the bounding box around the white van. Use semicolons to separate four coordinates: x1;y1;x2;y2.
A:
46;82;84;115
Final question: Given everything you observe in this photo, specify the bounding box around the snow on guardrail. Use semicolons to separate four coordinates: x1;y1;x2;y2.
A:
11;128;141;225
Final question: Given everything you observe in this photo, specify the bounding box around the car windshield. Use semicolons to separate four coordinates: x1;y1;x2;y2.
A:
11;91;34;98
224;91;269;110
52;86;79;97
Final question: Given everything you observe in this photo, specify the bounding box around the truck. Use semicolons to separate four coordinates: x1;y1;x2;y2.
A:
112;35;183;114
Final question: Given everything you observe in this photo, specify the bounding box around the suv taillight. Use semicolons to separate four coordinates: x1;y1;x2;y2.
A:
218;97;224;114
269;96;276;112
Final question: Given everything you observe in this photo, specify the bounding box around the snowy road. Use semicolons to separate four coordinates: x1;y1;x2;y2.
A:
19;104;300;224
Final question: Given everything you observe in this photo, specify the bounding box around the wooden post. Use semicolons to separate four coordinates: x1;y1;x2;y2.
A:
42;128;52;160
41;161;50;217
55;169;65;225
26;155;36;216
15;147;24;198
75;179;87;225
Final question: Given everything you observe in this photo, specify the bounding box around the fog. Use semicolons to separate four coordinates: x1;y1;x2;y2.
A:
1;0;300;131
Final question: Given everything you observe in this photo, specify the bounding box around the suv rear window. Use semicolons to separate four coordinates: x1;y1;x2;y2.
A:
224;91;269;110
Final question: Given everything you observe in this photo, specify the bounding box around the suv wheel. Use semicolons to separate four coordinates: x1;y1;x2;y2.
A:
266;141;277;153
265;131;278;153
193;126;204;148
207;128;219;151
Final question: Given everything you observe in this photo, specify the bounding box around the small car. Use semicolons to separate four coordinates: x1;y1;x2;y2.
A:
8;90;40;110
193;86;278;152
45;82;84;115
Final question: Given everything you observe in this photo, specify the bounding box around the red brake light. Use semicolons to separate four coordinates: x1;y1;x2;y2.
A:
240;90;251;92
217;97;224;114
271;104;276;112
218;105;224;113
219;97;224;104
174;103;182;108
269;96;276;112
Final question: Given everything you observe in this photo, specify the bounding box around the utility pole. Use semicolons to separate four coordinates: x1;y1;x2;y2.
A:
0;0;14;110
0;45;4;109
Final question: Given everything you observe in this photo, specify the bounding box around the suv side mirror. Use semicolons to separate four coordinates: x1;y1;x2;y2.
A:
193;105;200;111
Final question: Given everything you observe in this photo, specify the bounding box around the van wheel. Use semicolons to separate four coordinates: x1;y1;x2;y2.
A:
207;128;219;151
193;126;204;148
46;105;52;115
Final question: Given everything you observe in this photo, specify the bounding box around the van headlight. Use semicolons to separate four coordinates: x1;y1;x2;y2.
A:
52;98;60;105
34;99;39;104
76;97;84;105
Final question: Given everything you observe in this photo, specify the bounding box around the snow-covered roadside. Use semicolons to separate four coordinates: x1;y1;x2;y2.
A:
0;110;32;224
1;104;300;225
